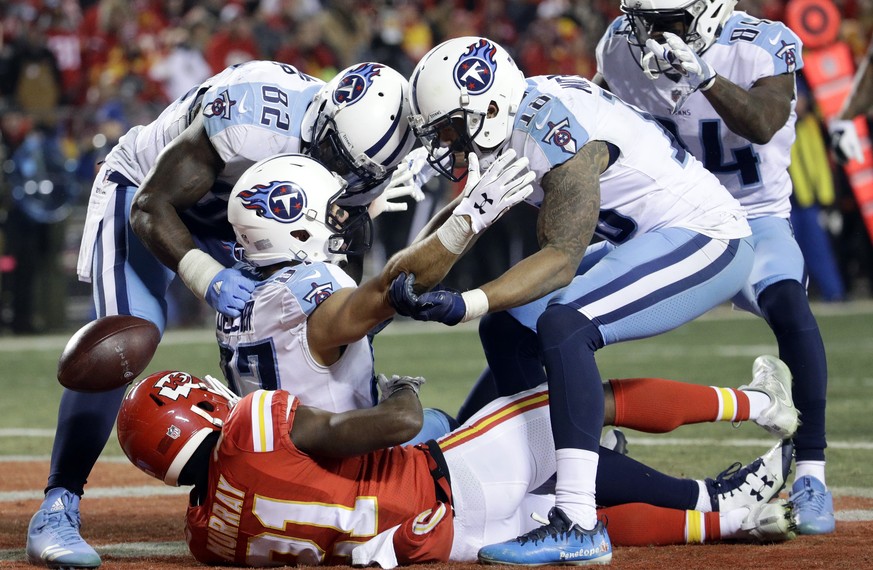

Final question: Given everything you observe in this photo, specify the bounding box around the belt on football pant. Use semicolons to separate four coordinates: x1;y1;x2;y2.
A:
421;439;453;506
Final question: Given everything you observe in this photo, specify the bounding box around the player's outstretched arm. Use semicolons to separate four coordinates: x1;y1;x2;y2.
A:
290;376;424;457
387;142;604;326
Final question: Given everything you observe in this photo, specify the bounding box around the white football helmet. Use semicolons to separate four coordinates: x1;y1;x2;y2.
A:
301;62;416;198
621;0;736;74
408;36;527;181
228;153;372;267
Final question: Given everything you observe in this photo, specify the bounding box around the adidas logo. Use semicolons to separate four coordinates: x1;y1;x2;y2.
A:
49;498;66;513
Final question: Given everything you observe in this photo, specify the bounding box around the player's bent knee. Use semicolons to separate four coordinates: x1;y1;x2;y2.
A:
536;304;602;352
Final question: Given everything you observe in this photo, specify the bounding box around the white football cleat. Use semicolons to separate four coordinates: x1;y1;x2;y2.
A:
728;499;797;542
740;355;799;439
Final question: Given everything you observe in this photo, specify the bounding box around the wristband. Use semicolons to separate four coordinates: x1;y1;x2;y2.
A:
461;288;489;322
436;215;474;255
177;249;224;299
699;75;716;92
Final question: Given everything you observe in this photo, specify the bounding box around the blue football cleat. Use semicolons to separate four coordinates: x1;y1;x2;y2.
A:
790;475;835;534
478;507;612;566
26;488;101;568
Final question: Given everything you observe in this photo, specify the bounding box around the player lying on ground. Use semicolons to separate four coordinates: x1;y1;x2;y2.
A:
116;370;796;567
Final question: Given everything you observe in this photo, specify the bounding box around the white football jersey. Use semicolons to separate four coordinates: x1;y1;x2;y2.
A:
103;60;323;233
596;12;803;219
509;75;749;243
215;262;377;413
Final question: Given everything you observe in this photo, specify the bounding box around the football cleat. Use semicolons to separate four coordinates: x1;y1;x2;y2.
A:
789;475;835;534
26;488;101;568
739;355;799;439
600;428;628;456
729;499;797;542
477;507;612;566
706;439;793;512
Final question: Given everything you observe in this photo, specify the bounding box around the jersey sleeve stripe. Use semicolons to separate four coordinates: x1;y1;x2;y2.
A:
250;390;275;452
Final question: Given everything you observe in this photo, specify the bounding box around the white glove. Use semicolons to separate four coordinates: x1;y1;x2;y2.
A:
829;119;864;164
377;373;426;401
646;32;716;91
453;149;535;234
367;148;434;218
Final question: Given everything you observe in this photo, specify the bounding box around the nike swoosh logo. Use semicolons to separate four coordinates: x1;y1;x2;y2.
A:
534;109;552;130
769;31;782;45
303;269;321;280
238;92;249;113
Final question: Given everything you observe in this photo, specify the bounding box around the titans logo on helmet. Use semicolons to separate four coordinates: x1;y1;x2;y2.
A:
333;62;384;106
202;89;236;120
238;181;307;223
454;39;498;95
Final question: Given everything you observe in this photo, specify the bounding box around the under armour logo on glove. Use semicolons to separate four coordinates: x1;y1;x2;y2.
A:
454;150;535;233
474;192;493;215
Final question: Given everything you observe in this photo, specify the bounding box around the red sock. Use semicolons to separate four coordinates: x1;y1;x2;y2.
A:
610;378;750;432
600;503;722;546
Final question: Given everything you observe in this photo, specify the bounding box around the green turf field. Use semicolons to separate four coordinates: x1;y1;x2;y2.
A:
1;301;871;487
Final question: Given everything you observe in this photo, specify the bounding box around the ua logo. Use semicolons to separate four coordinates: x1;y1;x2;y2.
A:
474;192;493;215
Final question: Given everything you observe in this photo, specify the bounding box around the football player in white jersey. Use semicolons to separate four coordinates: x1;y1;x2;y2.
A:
26;61;420;569
388;36;755;565
594;0;833;534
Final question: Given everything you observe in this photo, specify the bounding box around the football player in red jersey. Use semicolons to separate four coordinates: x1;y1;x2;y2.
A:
117;370;796;568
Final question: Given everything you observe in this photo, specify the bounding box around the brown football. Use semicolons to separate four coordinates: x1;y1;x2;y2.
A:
57;315;161;393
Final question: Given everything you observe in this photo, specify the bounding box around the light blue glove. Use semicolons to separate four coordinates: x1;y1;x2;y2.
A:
205;268;256;318
646;31;716;91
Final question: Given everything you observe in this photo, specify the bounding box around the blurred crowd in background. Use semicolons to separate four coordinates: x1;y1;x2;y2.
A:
1;0;871;333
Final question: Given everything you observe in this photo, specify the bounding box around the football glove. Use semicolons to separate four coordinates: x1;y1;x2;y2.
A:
829;119;864;164
368;161;426;218
377;373;426;401
646;32;716;91
388;272;466;326
454;149;535;234
205;267;256;318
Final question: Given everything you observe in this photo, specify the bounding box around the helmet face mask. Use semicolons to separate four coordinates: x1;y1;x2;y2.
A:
117;371;232;486
409;37;527;182
302;62;415;196
228;154;373;267
409;110;485;181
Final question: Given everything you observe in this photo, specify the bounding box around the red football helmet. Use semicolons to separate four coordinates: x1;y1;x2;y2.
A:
117;370;235;486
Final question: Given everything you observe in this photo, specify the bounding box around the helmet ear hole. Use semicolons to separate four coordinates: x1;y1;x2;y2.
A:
197;401;215;412
291;229;311;242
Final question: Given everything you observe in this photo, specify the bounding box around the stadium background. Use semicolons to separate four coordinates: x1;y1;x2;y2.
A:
1;0;872;568
1;0;872;333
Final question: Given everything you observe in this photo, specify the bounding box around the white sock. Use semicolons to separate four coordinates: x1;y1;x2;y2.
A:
744;390;771;420
718;508;747;538
795;461;827;487
694;480;713;512
555;448;599;530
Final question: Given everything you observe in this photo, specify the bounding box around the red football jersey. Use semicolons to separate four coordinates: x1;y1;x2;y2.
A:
185;390;449;566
